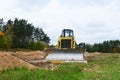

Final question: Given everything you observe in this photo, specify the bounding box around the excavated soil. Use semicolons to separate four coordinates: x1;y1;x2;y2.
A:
84;52;102;61
12;51;46;61
0;50;56;70
11;51;55;68
0;51;37;71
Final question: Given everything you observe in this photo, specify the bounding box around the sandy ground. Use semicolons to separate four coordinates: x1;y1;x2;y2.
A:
0;51;46;71
11;51;50;68
12;51;46;61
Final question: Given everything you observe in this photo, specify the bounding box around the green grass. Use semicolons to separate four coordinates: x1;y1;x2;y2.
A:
0;54;120;80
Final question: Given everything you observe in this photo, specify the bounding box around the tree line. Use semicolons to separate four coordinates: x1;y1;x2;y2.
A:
78;40;120;53
0;18;50;50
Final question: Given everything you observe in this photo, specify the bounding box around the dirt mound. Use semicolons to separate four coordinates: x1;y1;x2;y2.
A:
0;51;37;71
12;51;46;61
84;52;102;61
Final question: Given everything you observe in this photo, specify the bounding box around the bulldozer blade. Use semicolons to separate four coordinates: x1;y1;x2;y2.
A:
45;49;87;63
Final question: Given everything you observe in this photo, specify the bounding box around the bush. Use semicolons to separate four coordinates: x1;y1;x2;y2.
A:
29;41;35;50
3;35;12;49
0;35;12;49
0;37;4;48
29;41;47;51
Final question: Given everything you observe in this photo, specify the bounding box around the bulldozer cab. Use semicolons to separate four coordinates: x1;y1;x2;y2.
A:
58;29;76;49
61;29;74;38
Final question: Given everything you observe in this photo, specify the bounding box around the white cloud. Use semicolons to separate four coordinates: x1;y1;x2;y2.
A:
0;0;17;20
1;0;120;44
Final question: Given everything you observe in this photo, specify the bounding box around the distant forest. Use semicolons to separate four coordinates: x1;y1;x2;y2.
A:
0;18;50;50
0;18;120;52
78;40;120;53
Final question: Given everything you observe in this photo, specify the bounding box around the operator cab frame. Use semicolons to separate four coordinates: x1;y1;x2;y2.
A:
61;29;74;38
58;29;75;49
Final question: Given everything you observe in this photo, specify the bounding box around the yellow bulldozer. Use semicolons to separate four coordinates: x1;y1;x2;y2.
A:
58;29;76;49
45;29;86;63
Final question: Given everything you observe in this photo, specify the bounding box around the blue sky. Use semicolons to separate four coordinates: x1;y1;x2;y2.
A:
0;0;120;44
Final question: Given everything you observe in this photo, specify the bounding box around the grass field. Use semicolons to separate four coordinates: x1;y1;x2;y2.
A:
0;53;120;80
